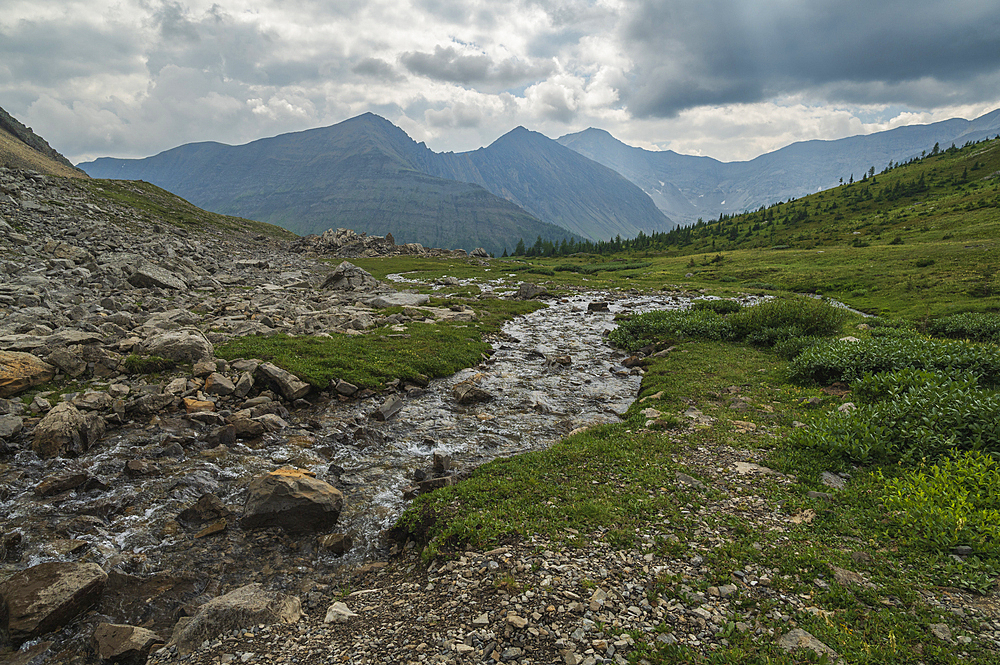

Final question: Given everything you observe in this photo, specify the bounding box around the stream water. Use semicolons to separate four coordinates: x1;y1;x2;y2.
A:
0;290;700;644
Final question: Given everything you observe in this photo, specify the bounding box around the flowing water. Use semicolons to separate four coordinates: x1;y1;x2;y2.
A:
0;291;700;636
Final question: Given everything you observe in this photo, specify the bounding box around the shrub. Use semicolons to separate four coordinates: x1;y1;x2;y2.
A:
879;450;1000;557
925;312;1000;344
771;335;822;360
608;309;731;351
691;299;742;315
790;371;1000;464
727;298;848;341
610;297;848;352
788;336;1000;387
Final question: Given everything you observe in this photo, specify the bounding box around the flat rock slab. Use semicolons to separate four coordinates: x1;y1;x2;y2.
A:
168;583;301;656
128;263;187;290
777;628;841;660
0;350;55;398
0;561;108;646
370;292;430;308
93;623;165;665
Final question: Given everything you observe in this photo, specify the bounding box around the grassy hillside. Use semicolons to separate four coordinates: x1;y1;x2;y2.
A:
507;136;1000;318
80;178;297;241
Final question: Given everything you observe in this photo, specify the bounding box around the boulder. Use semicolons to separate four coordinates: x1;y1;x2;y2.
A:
241;468;344;533
516;282;548;300
255;362;310;401
168;583;301;656
142;329;213;363
372;394;403;421
203;372;235;396
0;414;23;439
470;247;490;258
0;351;56;398
92;623;164;665
32;402;106;458
320;261;379;291
44;348;88;378
452;379;494;404
0;561;108;647
127;264;187;290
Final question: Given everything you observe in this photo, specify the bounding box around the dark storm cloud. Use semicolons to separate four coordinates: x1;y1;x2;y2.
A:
352;58;405;82
623;0;1000;117
400;45;553;88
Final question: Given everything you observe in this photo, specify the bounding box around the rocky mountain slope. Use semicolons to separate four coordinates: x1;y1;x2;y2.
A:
558;108;1000;225
0;107;88;179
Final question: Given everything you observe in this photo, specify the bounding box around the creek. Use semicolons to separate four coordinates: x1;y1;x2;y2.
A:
0;290;697;646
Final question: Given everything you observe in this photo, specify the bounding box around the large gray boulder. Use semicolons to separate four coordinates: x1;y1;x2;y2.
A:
168;583;301;655
0;562;108;647
0;351;55;398
32;402;106;458
241;469;344;533
127;263;187;290
320;261;379;291
142;329;213;363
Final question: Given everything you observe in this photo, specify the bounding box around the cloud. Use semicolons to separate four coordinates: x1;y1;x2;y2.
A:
621;0;1000;117
352;58;404;82
2;0;999;166
400;44;554;89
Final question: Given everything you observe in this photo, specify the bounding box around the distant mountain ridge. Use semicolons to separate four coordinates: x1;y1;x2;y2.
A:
557;109;1000;226
80;113;672;253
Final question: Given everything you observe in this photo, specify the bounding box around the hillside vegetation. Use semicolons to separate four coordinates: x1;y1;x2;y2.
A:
508;135;1000;318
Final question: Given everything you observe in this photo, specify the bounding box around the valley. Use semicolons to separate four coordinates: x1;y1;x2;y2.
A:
1;110;999;665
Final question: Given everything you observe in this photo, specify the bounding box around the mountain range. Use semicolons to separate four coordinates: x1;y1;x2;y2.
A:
79;114;670;255
77;108;1000;250
557;109;1000;225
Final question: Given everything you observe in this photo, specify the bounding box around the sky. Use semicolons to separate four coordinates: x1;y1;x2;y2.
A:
2;0;1000;165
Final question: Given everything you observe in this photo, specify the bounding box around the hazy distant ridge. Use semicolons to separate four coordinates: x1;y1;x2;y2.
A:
79;113;671;252
558;109;1000;225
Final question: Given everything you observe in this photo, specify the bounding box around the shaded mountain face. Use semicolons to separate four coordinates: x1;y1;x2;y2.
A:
0;106;88;178
79;113;669;252
558;109;1000;226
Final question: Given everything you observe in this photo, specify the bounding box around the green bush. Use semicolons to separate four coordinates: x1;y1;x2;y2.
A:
851;368;967;404
925;312;1000;343
788;336;1000;387
691;299;742;315
771;335;822;360
727;298;848;340
790;371;1000;464
879;450;1000;557
608;309;731;351
610;297;848;352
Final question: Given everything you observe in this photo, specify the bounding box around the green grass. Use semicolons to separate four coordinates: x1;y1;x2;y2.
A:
79;179;297;240
216;298;543;389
